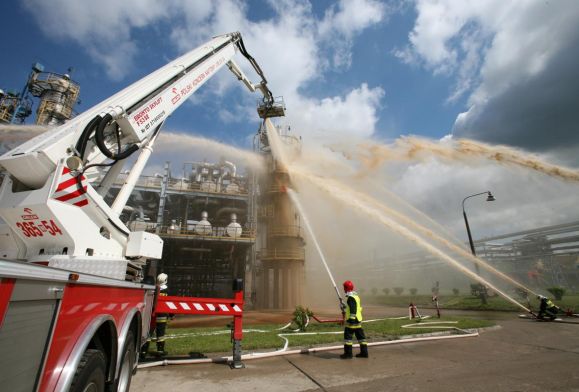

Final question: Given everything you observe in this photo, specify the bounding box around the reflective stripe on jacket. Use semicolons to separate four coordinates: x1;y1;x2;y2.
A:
156;288;170;323
345;292;363;328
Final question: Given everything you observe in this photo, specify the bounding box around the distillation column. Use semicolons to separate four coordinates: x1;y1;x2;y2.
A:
256;124;305;309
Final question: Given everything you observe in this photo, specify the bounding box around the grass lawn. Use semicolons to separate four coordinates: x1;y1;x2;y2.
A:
367;293;579;312
158;316;494;356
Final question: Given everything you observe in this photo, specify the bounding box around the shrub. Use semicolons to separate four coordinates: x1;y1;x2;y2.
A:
452;288;460;296
547;287;566;301
409;288;418;295
394;287;404;296
382;288;390;296
292;306;314;331
371;287;378;296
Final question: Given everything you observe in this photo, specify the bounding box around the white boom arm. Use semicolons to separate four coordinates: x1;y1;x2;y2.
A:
0;32;274;279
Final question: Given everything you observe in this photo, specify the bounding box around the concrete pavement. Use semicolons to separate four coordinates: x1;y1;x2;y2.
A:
132;314;579;391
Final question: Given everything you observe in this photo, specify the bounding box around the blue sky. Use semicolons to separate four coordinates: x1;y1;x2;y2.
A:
2;0;579;236
2;0;578;160
0;1;467;147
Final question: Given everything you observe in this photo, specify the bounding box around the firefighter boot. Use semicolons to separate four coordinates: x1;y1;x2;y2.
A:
156;341;167;356
139;341;150;360
356;344;369;358
340;344;353;359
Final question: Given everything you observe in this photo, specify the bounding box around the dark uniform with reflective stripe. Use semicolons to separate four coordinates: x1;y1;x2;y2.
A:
140;284;172;358
538;297;559;320
155;285;170;352
342;291;368;358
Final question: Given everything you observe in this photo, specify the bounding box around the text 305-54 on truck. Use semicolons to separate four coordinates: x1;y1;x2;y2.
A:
0;32;280;392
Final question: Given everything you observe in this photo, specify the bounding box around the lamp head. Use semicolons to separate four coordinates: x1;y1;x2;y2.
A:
486;192;496;202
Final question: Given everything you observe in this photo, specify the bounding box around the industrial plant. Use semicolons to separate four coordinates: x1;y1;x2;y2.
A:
0;61;306;310
0;63;79;125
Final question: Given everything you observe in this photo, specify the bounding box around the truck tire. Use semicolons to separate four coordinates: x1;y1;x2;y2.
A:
70;349;106;392
115;330;136;392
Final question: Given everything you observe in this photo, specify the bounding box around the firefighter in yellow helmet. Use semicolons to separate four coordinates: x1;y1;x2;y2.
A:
341;280;369;359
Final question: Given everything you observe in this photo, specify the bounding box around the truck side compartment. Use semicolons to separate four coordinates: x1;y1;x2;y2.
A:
0;260;154;392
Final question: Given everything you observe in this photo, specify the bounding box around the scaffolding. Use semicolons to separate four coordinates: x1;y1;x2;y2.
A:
0;90;32;124
28;72;80;125
0;63;80;125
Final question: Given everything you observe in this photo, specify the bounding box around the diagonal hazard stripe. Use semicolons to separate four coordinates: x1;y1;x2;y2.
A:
55;186;87;202
56;176;85;192
74;199;89;207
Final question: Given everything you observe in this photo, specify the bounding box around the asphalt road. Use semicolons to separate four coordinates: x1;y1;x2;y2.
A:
132;312;579;392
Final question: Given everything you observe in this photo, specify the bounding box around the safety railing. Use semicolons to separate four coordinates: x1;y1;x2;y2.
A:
267;225;303;238
0;107;12;123
267;184;288;193
258;248;305;261
257;205;275;218
151;225;256;241
111;174;248;196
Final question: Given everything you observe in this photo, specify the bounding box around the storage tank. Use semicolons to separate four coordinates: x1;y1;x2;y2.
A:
194;211;212;235
226;213;243;238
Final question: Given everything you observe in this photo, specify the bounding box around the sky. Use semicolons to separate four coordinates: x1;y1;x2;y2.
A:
1;0;579;239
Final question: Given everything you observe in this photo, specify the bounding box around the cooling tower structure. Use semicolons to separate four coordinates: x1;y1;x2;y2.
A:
254;123;305;309
0;63;80;125
28;70;80;126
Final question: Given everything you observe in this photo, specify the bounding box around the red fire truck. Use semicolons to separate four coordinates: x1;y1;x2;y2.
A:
0;32;278;392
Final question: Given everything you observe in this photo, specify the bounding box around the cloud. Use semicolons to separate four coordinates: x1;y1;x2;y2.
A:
169;0;387;141
398;0;579;159
22;0;172;80
318;0;387;68
21;0;387;142
391;158;579;239
285;83;385;143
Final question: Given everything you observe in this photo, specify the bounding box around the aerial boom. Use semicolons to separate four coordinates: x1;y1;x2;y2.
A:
0;32;275;278
0;32;273;189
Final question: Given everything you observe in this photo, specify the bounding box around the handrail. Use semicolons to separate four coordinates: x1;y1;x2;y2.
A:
258;248;305;260
107;174;248;195
149;225;255;240
267;225;302;238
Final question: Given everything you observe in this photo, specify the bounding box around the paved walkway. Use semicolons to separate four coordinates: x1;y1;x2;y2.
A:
132;313;579;392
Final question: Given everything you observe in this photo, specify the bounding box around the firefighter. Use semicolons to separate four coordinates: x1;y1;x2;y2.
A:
155;273;171;354
340;280;369;359
140;273;172;359
537;295;560;320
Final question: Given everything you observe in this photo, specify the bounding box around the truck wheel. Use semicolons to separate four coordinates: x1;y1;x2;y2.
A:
70;349;106;392
116;330;136;392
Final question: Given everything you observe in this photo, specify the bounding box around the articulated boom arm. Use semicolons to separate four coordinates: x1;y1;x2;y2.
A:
0;32;273;275
0;32;272;189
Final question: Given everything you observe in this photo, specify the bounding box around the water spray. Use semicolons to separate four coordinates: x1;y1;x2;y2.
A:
292;170;532;313
287;188;345;312
263;119;344;312
335;136;579;183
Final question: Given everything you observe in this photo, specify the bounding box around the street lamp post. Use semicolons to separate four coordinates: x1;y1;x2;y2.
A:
462;191;495;304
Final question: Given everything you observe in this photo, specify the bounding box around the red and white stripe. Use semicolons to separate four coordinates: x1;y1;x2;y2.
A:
52;167;88;207
160;300;242;314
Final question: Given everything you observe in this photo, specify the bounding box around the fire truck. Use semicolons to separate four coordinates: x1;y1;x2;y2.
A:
0;32;281;392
